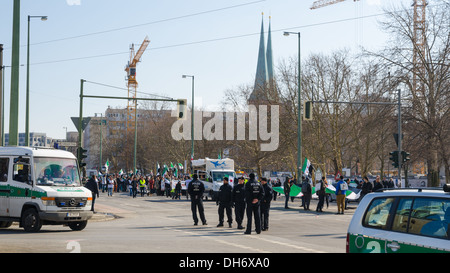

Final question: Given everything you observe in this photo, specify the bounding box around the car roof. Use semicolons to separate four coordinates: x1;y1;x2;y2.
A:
366;188;450;199
0;146;76;159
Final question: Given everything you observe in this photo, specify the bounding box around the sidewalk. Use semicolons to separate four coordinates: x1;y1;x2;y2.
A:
90;202;133;222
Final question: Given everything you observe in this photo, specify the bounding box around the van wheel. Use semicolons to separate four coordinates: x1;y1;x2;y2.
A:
0;221;13;228
68;221;87;231
22;208;42;232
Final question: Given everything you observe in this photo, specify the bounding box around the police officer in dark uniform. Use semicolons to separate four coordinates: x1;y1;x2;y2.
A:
187;174;207;225
260;177;273;231
244;173;264;234
216;177;233;228
232;176;246;229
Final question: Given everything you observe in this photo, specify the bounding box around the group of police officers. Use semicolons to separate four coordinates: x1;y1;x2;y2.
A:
187;173;273;235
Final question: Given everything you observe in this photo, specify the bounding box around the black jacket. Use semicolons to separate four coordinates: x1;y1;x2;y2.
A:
217;183;233;204
85;178;99;197
188;179;205;199
262;183;273;203
232;183;245;203
245;179;264;205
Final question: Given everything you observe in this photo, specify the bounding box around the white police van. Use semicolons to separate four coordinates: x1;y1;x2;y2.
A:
0;147;93;232
347;185;450;253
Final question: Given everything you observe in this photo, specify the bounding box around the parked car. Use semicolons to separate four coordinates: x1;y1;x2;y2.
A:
347;185;450;253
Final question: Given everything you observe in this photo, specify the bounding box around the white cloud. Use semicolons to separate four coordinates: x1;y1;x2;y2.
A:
66;0;81;6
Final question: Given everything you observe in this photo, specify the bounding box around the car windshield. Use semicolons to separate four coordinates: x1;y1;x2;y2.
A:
212;172;234;182
34;157;81;187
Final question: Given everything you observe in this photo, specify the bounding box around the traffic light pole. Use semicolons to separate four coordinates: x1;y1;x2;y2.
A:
310;89;403;187
397;88;403;188
78;79;182;175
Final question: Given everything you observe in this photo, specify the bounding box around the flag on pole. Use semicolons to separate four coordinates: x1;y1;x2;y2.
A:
105;160;110;173
162;164;168;175
302;158;311;176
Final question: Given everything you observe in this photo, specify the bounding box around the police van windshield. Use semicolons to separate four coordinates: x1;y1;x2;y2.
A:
34;157;81;187
212;172;234;182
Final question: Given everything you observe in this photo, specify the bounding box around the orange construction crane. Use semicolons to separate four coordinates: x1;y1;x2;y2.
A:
310;0;359;9
125;36;150;134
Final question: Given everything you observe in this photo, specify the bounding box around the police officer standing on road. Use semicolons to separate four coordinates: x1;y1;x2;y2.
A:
217;177;233;228
244;173;264;235
187;174;207;225
232;176;246;230
260;177;273;231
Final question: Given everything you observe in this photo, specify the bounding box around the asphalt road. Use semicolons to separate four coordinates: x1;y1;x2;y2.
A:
0;191;357;253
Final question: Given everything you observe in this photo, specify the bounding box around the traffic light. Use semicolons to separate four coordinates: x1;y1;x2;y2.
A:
389;150;399;168
77;147;88;168
401;151;410;163
177;99;187;120
303;101;313;120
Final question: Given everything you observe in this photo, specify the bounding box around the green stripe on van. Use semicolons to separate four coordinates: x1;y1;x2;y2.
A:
348;233;450;253
0;185;46;198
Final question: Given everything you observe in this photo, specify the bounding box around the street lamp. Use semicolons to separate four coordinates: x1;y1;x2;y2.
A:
25;15;47;146
284;31;302;179
94;113;104;172
182;74;194;173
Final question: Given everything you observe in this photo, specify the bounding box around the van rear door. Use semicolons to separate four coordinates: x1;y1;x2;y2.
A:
0;157;10;216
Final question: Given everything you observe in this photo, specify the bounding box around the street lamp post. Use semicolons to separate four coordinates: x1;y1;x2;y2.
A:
182;74;194;174
284;31;302;179
94;113;104;172
25;15;47;146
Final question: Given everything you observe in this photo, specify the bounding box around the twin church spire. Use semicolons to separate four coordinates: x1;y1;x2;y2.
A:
249;14;277;104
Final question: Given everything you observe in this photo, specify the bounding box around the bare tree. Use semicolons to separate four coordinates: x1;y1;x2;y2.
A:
369;2;450;185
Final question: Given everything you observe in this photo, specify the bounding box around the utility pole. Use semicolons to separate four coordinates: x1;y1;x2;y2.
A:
397;89;403;188
0;44;3;146
9;0;21;146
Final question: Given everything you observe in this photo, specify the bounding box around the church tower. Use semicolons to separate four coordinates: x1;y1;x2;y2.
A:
248;14;278;105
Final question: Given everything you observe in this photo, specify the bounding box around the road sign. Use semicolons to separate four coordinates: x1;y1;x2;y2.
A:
59;142;77;147
71;117;91;132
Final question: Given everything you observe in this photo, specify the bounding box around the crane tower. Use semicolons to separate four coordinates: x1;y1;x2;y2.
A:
125;36;150;134
412;0;426;100
310;0;359;10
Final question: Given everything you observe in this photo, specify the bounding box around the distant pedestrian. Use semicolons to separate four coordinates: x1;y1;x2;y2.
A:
315;176;327;212
232;176;246;230
174;180;182;199
107;175;114;196
139;176;146;197
216;177;233;228
84;175;99;212
283;177;291;209
101;174;106;193
187;174;207;226
301;175;312;211
260;177;273;231
360;176;372;201
335;176;347;214
244;173;264;235
131;176;138;198
373;175;383;192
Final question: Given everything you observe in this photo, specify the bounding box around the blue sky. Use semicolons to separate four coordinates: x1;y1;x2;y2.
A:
0;0;410;139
